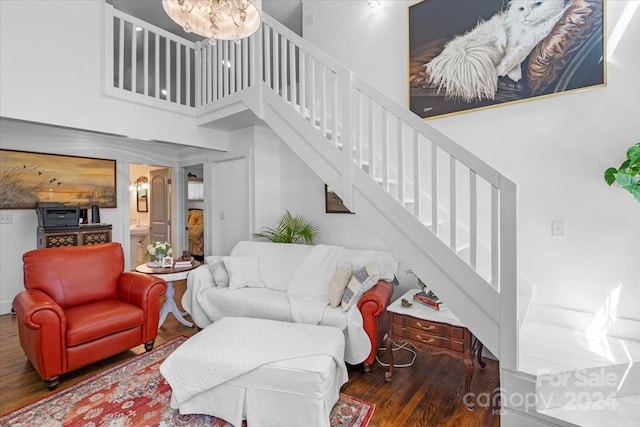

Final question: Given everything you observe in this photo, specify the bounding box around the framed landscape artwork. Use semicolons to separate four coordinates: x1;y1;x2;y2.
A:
0;149;117;209
409;0;605;119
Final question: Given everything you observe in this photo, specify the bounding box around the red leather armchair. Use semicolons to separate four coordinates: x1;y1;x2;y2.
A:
13;242;167;390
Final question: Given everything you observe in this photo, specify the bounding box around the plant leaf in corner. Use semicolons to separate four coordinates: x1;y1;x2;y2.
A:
627;143;640;166
614;173;637;191
604;167;618;186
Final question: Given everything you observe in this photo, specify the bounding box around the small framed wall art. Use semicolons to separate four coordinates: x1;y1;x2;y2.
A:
325;185;353;214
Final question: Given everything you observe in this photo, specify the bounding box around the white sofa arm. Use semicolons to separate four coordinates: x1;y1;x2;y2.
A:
182;265;216;328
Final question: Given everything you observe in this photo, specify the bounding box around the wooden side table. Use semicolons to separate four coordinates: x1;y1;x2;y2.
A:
136;261;201;329
384;289;485;410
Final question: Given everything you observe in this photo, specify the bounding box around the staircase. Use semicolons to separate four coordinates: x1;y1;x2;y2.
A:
104;0;517;400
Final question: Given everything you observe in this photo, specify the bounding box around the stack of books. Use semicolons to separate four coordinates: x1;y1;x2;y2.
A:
174;259;193;268
413;290;445;311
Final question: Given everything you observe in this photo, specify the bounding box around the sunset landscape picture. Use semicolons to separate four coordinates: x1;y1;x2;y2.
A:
0;150;116;209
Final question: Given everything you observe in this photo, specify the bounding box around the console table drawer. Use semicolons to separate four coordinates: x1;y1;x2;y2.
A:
403;316;451;337
405;329;450;348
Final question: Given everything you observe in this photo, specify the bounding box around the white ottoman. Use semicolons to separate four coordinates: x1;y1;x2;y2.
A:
160;317;348;427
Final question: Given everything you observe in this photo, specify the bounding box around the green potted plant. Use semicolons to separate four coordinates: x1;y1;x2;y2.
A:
253;210;320;245
604;143;640;202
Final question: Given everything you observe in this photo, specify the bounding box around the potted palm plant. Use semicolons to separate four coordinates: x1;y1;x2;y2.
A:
604;143;640;202
253;210;320;245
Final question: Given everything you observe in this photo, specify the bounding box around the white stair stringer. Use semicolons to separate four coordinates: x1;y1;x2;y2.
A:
259;85;501;355
353;173;500;354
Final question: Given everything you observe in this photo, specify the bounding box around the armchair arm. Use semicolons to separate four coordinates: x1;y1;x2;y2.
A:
118;272;167;340
12;289;66;380
357;280;394;372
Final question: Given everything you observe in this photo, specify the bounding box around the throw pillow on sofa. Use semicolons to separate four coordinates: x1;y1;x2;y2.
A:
328;262;352;308
341;261;379;312
224;256;266;290
205;256;230;287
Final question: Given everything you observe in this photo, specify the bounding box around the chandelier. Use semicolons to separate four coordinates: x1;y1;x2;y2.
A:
162;0;261;45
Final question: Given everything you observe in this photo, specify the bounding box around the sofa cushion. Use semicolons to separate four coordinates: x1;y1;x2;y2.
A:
65;300;144;346
224;256;265;290
327;263;352;308
341;262;379;312
198;288;294;323
231;241;314;291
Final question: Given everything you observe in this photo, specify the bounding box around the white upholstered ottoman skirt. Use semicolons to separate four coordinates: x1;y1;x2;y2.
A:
160;317;348;427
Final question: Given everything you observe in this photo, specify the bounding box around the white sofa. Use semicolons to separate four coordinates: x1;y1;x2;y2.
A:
182;241;399;369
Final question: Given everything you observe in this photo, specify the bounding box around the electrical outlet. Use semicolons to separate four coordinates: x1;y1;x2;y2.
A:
0;213;13;224
551;220;565;238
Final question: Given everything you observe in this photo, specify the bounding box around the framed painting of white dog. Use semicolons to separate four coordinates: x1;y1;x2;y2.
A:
409;0;605;119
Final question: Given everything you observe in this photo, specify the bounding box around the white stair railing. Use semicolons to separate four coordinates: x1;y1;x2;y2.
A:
255;15;516;293
194;36;258;106
104;5;198;114
103;6;518;370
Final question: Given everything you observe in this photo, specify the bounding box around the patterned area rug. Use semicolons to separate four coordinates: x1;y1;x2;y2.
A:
1;337;374;427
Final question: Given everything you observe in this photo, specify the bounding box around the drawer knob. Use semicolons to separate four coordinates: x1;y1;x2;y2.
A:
416;334;436;344
416;322;436;331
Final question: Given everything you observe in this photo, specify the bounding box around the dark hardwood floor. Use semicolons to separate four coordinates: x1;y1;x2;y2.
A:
0;280;501;426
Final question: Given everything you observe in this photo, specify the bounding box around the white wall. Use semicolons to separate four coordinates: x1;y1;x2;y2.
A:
0;0;228;150
302;1;640;321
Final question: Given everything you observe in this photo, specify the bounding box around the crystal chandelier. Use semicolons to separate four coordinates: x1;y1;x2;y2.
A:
162;0;261;45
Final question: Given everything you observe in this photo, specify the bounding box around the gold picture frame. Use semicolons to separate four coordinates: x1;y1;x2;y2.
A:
0;149;117;209
409;0;605;119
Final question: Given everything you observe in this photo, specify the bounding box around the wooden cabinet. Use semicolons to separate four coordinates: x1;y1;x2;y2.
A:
37;224;112;248
384;290;485;409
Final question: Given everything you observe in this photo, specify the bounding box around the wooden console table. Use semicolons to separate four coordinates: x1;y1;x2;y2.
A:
384;289;485;410
37;224;112;248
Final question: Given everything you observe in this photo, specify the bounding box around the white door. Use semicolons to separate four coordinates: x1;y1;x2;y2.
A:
149;168;171;244
218;159;249;255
